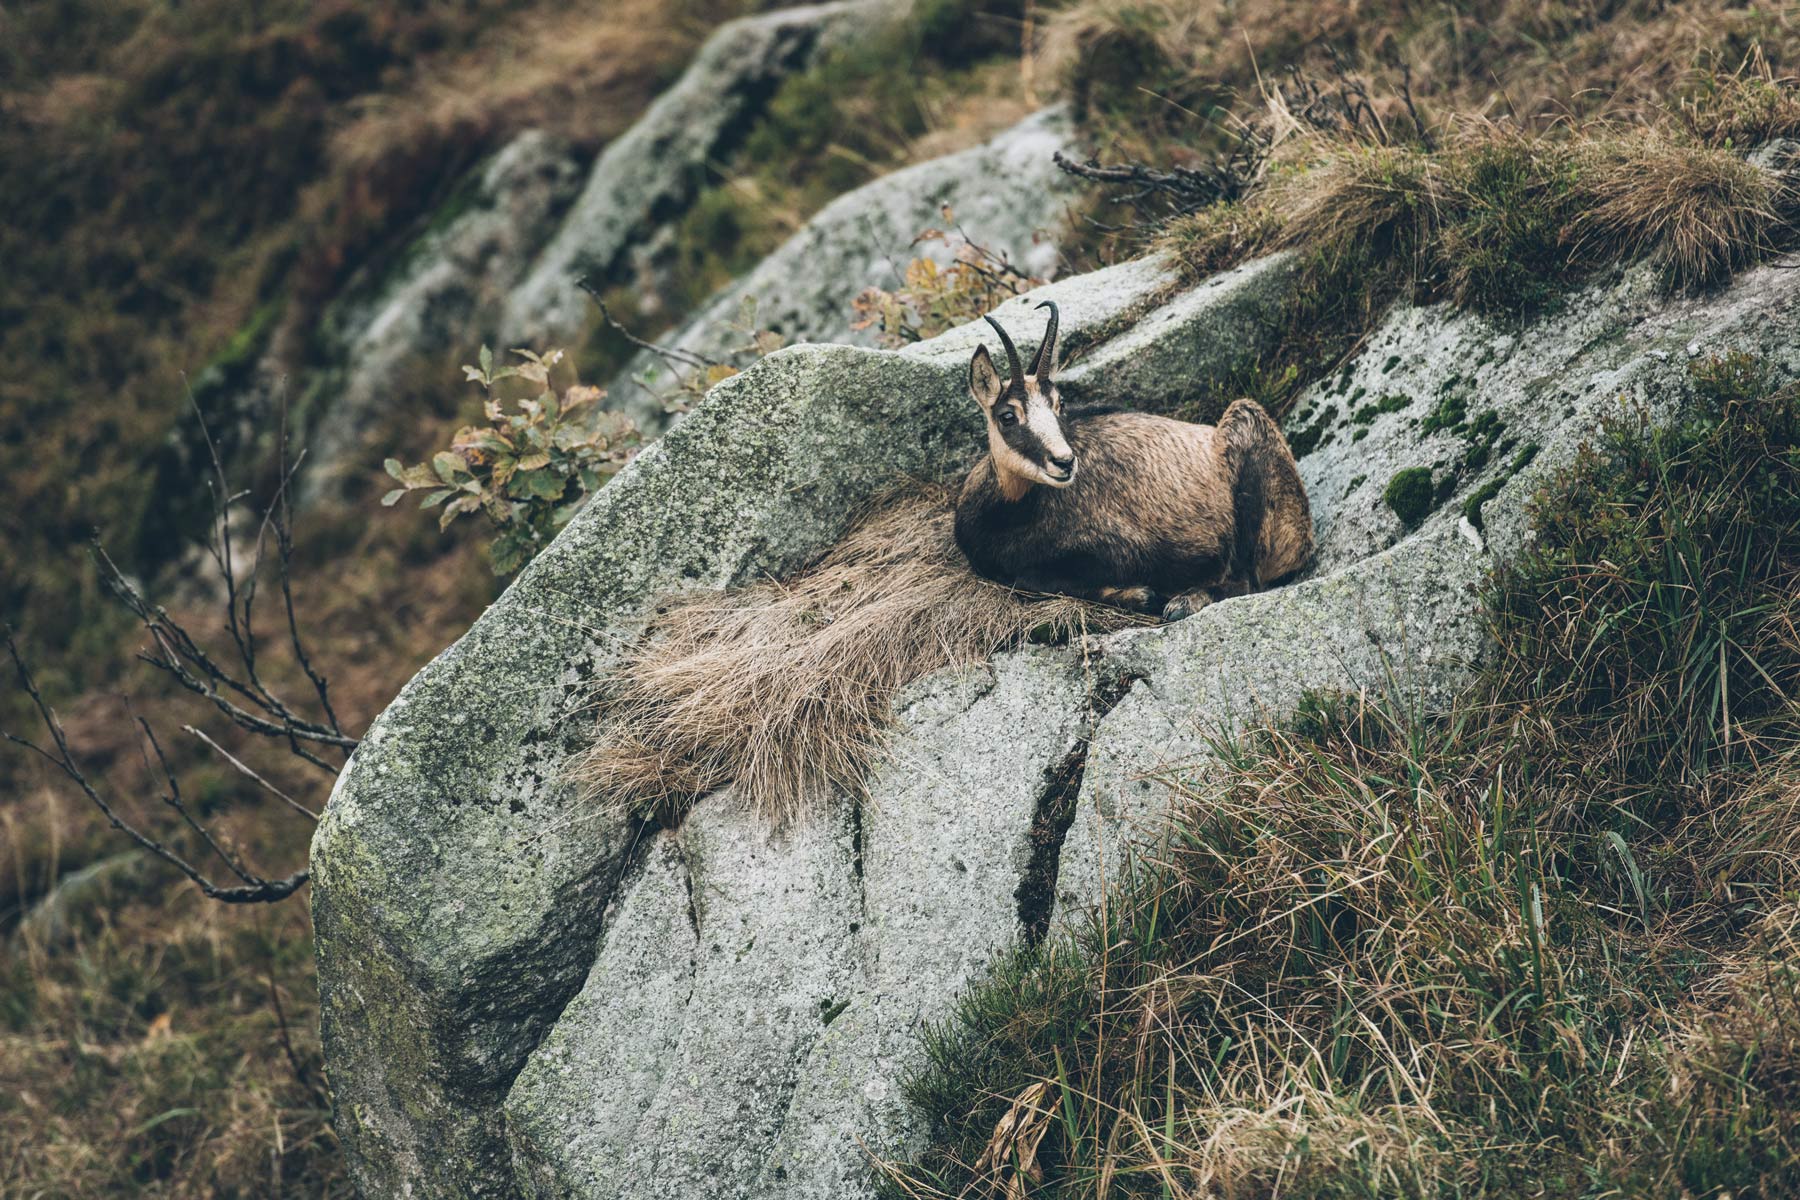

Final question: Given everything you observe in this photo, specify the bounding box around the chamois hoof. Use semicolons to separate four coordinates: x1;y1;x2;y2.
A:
1161;591;1214;622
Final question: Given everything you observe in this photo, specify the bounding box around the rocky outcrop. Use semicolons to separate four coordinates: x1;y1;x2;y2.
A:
500;1;882;347
288;3;880;492
601;107;1083;423
302;131;584;495
312;252;1800;1198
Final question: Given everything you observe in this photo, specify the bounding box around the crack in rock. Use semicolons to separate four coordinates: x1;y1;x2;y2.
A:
1015;670;1144;946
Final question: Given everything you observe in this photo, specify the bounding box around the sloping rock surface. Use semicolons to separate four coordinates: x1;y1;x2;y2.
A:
601;107;1082;424
294;2;878;491
313;254;1800;1199
500;1;882;347
303;131;584;495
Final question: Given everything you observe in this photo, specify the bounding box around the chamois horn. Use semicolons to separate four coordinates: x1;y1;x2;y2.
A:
983;315;1024;387
1029;300;1059;379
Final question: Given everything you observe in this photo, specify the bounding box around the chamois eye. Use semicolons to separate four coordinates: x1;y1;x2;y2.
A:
998;409;1018;426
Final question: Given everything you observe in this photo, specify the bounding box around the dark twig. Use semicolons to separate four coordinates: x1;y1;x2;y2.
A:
266;967;325;1104
96;541;354;763
140;715;258;885
576;278;712;371
1398;61;1436;152
1053;147;1264;217
2;629;309;904
186;724;321;822
2;398;348;906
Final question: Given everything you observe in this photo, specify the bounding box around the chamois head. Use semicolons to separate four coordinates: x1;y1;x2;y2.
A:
968;301;1074;493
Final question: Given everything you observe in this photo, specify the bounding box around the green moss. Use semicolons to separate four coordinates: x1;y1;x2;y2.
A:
1351;393;1410;425
1287;406;1337;458
1384;466;1437;528
203;297;282;378
1460;410;1508;471
1459;477;1503;530
1421;391;1469;435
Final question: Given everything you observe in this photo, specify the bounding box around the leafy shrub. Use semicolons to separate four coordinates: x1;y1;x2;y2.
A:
383;348;639;575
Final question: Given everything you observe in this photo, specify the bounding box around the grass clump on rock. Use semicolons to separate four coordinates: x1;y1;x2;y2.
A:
1160;117;1797;324
879;358;1800;1199
576;486;1144;826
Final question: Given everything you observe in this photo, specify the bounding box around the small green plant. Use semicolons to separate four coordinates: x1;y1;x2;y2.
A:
852;214;1046;347
383;347;640;575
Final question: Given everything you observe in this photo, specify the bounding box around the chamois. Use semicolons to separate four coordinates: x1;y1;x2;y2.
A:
953;302;1314;620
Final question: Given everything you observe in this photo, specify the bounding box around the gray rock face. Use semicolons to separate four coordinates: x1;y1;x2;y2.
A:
304;131;583;494
312;252;1295;1199
604;107;1084;426
500;1;883;347
313;251;1800;1199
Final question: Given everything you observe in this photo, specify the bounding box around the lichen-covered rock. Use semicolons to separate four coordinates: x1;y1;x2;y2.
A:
314;252;1800;1199
504;650;1091;1200
603;107;1085;427
500;1;882;347
1056;263;1800;908
287;3;874;494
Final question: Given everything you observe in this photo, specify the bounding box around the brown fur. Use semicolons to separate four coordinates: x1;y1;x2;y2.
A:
574;486;1147;824
956;397;1314;614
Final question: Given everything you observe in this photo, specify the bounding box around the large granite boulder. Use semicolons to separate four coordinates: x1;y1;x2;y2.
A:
312;252;1800;1198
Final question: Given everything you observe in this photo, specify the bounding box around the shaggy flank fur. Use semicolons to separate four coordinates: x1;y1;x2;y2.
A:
576;485;1145;825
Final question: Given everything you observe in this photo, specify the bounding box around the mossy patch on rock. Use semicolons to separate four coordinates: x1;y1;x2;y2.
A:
1384;466;1437;527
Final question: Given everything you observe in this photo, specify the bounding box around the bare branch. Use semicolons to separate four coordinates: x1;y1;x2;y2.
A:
186;724;320;822
3;392;348;906
95;541;355;761
2;628;309;904
576;277;712;371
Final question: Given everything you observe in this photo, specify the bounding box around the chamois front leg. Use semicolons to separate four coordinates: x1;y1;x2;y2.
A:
1007;569;1164;614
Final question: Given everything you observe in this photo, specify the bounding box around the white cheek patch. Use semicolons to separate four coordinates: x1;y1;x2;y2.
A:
1025;401;1071;461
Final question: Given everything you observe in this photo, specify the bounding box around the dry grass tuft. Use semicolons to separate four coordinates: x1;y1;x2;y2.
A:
577;485;1143;825
1574;130;1791;289
1683;47;1800;148
1269;143;1450;270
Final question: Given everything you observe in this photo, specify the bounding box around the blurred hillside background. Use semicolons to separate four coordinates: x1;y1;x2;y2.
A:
2;0;1796;1194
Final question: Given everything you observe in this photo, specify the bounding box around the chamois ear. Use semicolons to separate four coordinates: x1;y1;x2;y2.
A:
968;343;1004;410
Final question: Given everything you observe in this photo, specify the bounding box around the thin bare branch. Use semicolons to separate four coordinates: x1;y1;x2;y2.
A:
186;724;320;822
576;277;712;371
2;628;309;904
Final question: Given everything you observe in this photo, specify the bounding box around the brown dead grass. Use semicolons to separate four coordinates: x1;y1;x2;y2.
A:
1573;129;1793;289
1268;142;1451;268
577;485;1144;825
